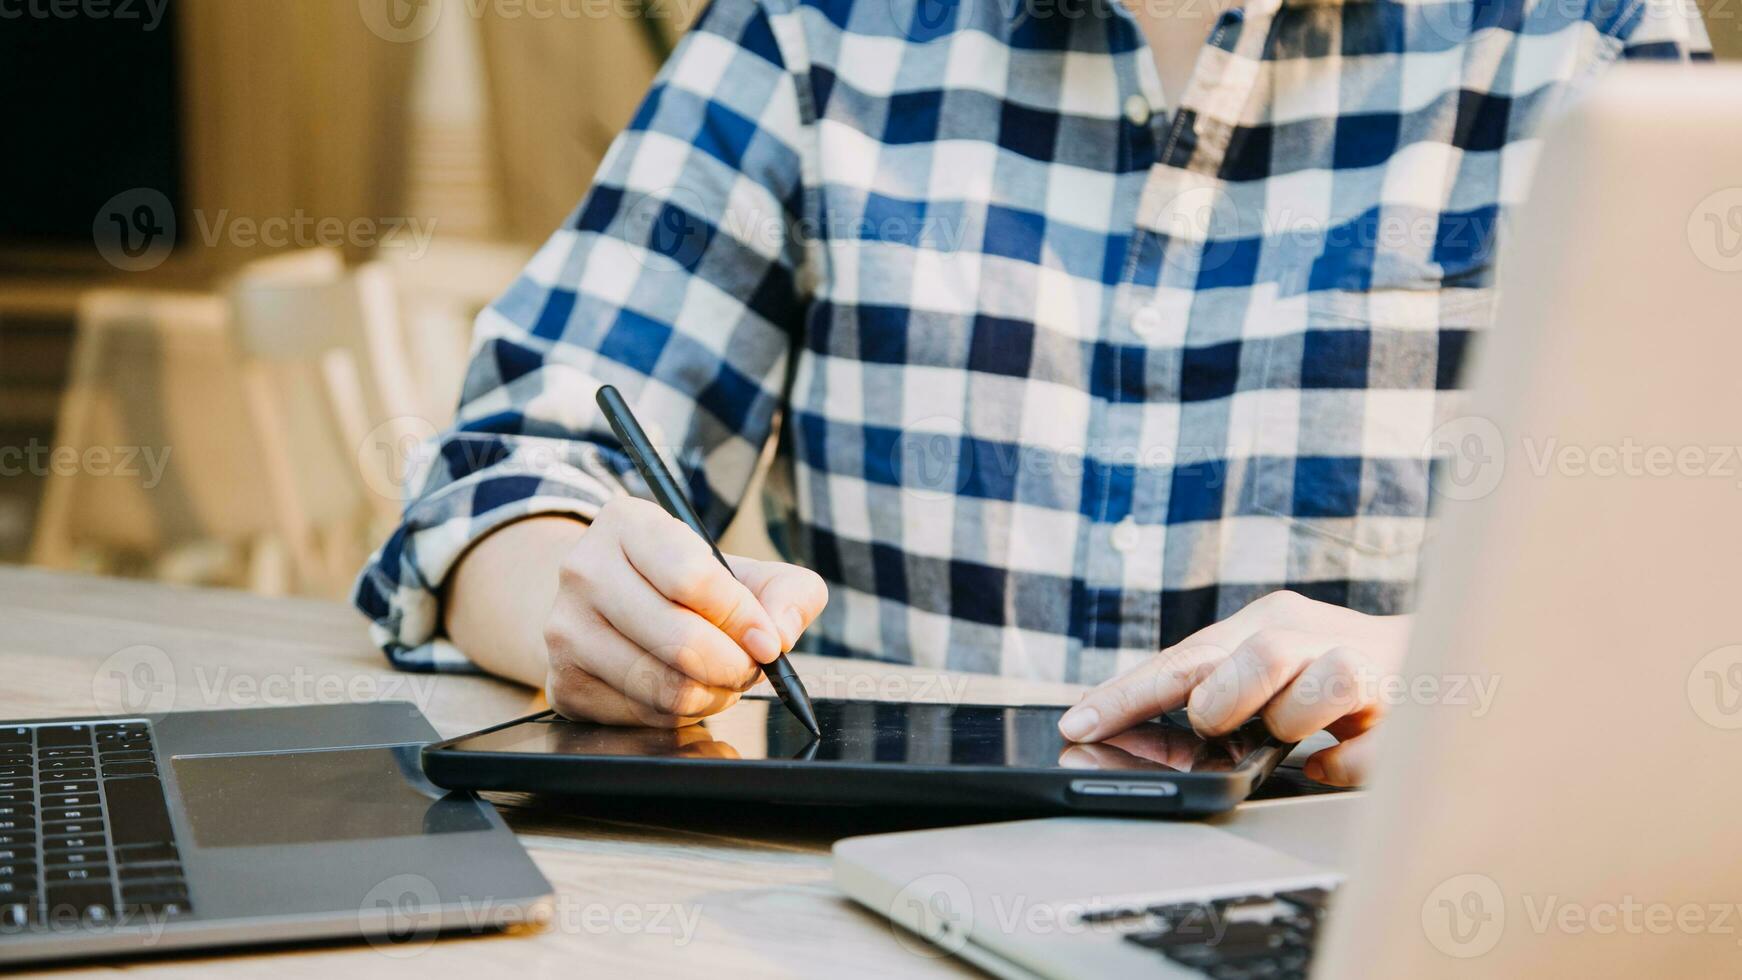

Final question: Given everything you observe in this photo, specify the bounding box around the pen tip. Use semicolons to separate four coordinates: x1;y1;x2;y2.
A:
767;657;821;736
792;698;821;737
790;695;821;737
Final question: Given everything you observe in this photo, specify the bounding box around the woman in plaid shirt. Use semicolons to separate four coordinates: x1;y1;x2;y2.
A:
356;0;1709;784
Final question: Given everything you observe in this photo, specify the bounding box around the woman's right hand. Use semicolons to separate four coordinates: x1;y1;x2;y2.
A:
536;497;828;726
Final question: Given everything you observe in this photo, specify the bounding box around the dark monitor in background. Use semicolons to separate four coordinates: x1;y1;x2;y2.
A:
0;1;183;260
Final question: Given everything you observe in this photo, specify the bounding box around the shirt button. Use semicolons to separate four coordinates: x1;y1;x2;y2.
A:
1123;94;1152;128
1131;306;1165;341
1110;518;1141;553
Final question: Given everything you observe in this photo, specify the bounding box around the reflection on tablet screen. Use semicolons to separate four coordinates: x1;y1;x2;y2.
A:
450;699;1265;773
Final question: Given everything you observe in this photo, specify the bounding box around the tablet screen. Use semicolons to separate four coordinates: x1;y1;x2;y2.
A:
444;698;1270;773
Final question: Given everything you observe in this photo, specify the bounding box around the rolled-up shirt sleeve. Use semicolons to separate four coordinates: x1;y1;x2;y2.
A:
353;0;812;671
1616;0;1713;60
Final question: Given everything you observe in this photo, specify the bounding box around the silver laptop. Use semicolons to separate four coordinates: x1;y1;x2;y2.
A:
0;701;551;965
834;63;1742;978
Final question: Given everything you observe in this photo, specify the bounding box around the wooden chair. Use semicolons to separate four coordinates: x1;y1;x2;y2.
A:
31;290;288;591
376;239;532;420
382;237;784;562
226;249;425;598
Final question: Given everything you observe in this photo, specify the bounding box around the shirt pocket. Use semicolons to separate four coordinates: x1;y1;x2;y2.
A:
1238;284;1497;558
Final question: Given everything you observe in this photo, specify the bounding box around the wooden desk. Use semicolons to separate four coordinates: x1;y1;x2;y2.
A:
1;567;1090;978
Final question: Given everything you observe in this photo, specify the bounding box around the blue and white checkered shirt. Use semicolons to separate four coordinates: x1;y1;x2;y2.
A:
355;0;1709;682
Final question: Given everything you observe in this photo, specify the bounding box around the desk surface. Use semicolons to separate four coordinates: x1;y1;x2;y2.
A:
1;567;1093;978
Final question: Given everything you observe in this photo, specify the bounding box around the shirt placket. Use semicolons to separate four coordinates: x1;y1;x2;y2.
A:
1079;0;1280;669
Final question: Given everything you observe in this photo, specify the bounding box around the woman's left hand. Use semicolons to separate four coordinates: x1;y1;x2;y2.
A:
1056;590;1413;787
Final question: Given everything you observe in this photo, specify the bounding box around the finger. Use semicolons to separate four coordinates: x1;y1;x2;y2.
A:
1058;643;1228;742
546;609;744;718
594;729;710;754
1058;742;1146;770
1261;646;1375;742
675;741;743;760
1099;729;1200;771
1186;629;1340;737
1196;744;1246;772
604;628;745;718
727;556;829;652
611;500;784;662
545;663;693;727
667;726;741;759
1056;596;1294;744
590;562;764;690
1325;705;1383;741
1303;727;1380;787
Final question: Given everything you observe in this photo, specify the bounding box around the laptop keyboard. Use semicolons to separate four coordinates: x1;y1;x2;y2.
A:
0;721;192;930
1085;886;1332;979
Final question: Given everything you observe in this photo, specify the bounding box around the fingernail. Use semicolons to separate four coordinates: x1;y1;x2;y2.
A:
1304;758;1326;782
743;628;780;663
1058;748;1096;769
1058;706;1099;741
779;608;806;648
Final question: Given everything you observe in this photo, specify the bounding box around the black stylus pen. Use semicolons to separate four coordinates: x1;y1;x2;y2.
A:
596;385;822;736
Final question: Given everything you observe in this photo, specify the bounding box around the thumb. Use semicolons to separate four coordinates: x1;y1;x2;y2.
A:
1303;727;1380;787
726;556;829;653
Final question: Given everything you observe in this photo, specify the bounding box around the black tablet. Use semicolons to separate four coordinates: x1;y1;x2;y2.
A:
422;697;1290;816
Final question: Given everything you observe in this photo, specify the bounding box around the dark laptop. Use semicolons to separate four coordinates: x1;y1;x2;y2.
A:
0;701;550;965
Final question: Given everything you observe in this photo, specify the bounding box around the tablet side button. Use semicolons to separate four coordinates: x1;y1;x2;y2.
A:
1068;780;1180;797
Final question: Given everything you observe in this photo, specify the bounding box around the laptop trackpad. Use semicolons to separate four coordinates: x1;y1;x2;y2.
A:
170;746;491;848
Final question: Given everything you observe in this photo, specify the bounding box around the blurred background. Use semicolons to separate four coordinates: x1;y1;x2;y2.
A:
0;0;1736;601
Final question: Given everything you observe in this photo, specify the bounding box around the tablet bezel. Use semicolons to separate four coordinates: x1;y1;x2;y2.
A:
421;697;1292;816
